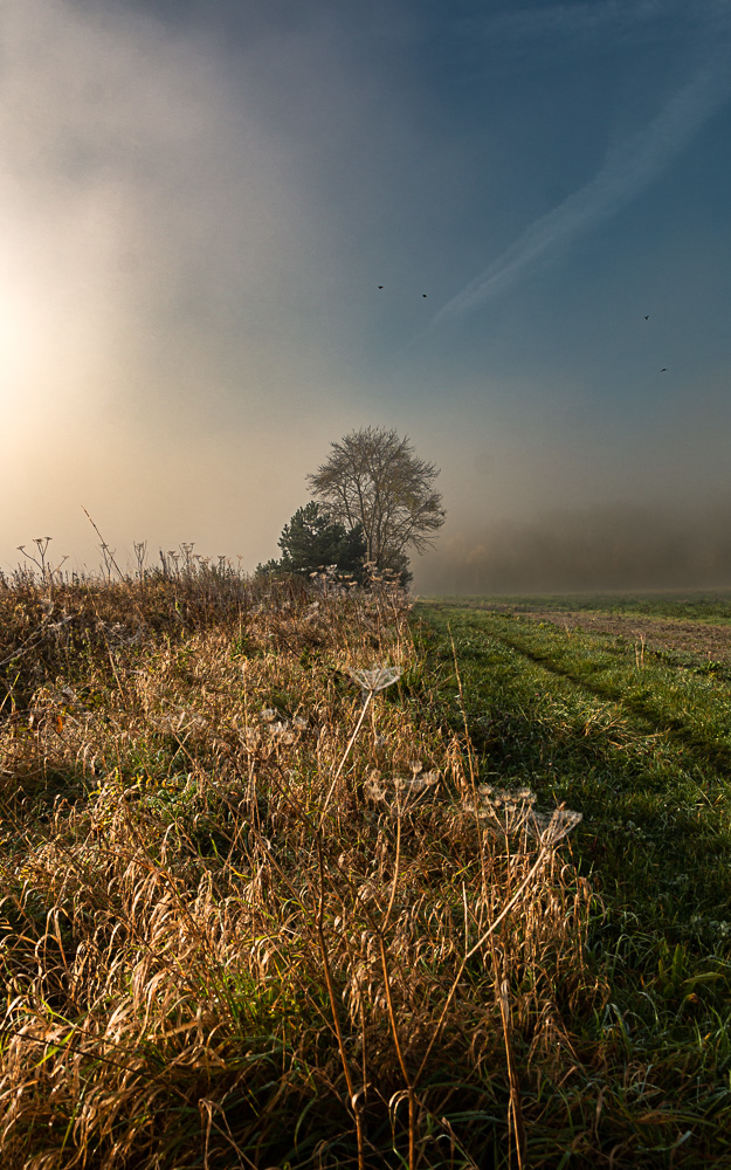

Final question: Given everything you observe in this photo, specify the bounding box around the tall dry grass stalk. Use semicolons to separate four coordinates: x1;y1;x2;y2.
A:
0;562;598;1168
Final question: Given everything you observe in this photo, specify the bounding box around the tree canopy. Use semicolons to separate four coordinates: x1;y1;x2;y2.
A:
260;502;366;579
307;426;444;575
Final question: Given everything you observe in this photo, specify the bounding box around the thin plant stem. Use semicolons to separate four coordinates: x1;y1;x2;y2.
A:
414;843;550;1088
319;689;373;826
378;934;415;1170
491;937;526;1170
315;837;365;1170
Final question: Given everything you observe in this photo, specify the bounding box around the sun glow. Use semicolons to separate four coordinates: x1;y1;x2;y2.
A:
0;285;32;403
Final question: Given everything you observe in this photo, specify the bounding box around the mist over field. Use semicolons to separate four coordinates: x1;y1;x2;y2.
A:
417;499;731;595
3;0;731;592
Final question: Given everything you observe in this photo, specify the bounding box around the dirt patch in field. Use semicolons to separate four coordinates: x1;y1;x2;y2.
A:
523;611;731;664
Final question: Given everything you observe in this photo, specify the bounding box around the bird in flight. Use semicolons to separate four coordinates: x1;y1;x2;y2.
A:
660;367;667;372
644;314;650;320
375;286;429;298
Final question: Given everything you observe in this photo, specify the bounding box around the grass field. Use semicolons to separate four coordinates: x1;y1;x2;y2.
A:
0;570;728;1167
414;595;731;1167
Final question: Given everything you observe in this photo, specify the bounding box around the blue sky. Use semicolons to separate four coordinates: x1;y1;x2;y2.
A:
2;0;730;589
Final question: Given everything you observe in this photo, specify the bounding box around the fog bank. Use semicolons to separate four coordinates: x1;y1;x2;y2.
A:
415;500;731;595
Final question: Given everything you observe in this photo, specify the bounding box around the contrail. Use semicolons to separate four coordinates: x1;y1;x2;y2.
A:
433;46;731;325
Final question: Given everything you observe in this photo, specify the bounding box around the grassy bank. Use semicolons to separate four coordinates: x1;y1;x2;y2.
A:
415;600;731;1168
0;570;594;1169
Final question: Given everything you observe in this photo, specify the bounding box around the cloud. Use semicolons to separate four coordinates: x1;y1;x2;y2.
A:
434;29;731;323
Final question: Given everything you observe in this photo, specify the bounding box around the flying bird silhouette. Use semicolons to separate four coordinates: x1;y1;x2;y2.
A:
422;293;428;298
377;285;383;289
644;315;650;320
660;367;667;372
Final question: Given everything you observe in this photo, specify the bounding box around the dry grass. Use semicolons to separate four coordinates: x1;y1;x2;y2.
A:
0;564;596;1168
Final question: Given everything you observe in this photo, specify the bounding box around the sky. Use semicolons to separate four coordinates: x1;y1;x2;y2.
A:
2;0;731;593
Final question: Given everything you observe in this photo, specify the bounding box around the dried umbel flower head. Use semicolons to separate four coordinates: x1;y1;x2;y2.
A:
347;666;402;694
529;807;583;845
364;770;388;802
366;769;441;805
464;785;582;844
392;771;440;795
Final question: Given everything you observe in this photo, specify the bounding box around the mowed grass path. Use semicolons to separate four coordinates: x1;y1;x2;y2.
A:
414;601;731;1166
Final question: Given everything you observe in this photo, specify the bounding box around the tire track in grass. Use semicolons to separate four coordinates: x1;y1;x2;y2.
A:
416;605;731;946
415;604;731;1165
473;617;731;777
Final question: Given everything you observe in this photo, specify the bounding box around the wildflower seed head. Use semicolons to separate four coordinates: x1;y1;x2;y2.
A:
347;666;402;693
516;786;535;803
541;807;582;844
364;770;387;802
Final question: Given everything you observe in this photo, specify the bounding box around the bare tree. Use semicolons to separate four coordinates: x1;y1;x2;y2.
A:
307;427;445;575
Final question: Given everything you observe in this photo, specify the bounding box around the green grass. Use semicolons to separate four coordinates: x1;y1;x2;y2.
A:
423;591;731;623
414;600;731;1166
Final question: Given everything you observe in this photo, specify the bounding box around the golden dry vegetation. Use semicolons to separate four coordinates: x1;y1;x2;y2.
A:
0;566;595;1168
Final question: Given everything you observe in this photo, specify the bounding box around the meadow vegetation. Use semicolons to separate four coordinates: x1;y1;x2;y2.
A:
416;597;731;1168
0;558;595;1169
